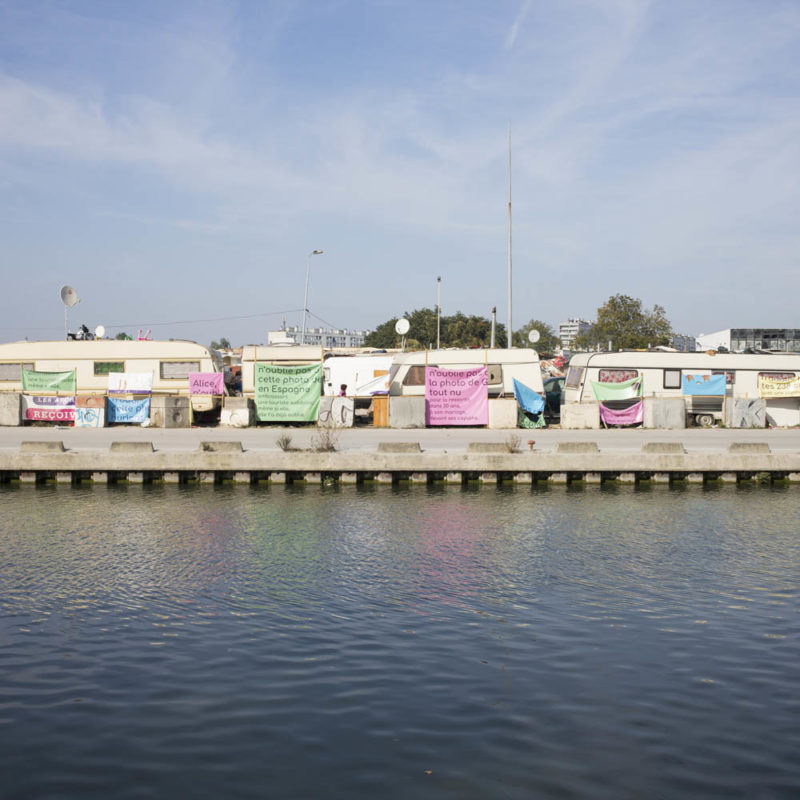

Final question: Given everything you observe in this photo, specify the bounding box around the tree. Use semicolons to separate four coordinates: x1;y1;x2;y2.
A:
115;332;132;340
210;337;232;350
575;294;672;350
364;308;507;349
513;319;559;352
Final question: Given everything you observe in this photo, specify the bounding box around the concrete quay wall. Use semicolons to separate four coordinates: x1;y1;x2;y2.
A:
2;441;800;486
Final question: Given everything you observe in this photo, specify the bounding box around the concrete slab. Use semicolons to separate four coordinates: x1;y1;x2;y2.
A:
199;441;244;453
467;442;510;453
20;441;66;452
110;441;154;453
642;442;686;454
556;441;599;453
377;442;422;453
388;396;426;429
561;403;600;430
0;393;21;427
221;397;253;428
150;395;191;429
488;398;518;429
318;397;354;428
643;398;686;429
728;442;771;453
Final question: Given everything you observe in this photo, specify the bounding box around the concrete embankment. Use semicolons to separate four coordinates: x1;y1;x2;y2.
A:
2;439;799;486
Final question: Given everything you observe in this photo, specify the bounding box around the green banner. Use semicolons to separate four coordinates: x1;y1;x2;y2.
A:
21;369;77;394
591;376;642;403
255;363;322;422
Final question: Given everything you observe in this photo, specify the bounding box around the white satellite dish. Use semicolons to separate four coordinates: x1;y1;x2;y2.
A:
60;285;80;340
60;285;80;308
94;325;105;339
528;328;541;344
395;318;410;335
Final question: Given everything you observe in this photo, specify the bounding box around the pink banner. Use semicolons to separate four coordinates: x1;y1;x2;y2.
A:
425;366;488;426
189;372;225;395
599;400;643;426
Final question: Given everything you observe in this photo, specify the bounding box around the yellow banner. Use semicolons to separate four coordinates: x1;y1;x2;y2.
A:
758;374;800;398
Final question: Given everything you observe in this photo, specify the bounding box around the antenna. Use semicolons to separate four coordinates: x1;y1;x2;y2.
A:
528;329;540;344
60;285;80;340
94;325;105;339
395;318;410;351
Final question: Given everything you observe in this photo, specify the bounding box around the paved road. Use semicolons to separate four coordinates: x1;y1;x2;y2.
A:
1;425;799;453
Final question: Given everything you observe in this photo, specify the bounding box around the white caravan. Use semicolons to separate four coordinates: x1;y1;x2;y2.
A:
322;354;395;399
388;348;544;397
0;339;223;413
563;350;800;427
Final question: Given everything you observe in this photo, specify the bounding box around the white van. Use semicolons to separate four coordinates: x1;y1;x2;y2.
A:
0;339;223;413
563;350;800;426
388;348;543;397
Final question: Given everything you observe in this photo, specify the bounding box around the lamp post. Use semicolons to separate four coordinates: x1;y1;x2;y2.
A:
436;276;441;350
301;249;324;345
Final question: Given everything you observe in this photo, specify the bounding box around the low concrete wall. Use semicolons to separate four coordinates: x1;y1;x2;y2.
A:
318;397;354;428
643;397;686;429
221;397;253;428
488;398;518;429
0;393;21;427
561;403;600;430
389;396;426;429
150;396;192;429
727;398;766;428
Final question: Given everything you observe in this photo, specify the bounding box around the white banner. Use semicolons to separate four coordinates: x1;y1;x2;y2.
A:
22;395;75;422
108;372;154;394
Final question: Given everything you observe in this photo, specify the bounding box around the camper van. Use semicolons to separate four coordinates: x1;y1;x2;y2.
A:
563;350;800;427
322;354;395;399
0;339;223;413
388;348;544;397
240;344;325;397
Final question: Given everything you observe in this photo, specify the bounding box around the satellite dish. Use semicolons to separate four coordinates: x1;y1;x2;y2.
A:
395;318;410;335
60;285;80;308
94;325;105;339
528;329;541;344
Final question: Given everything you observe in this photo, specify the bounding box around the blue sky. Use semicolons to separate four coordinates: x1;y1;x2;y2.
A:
1;0;798;345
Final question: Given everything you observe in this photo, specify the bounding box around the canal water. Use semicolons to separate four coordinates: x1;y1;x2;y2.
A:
1;484;798;799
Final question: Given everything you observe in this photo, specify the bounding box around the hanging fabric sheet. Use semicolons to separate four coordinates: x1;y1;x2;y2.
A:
513;378;545;415
599;399;643;426
591;377;642;403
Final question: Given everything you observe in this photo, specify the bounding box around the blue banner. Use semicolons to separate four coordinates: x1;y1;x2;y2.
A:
682;374;726;396
107;396;151;423
513;378;545;414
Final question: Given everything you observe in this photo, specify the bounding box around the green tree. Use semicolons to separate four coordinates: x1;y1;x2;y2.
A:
364;308;507;349
210;337;232;350
114;331;132;340
575;295;672;350
513;319;559;351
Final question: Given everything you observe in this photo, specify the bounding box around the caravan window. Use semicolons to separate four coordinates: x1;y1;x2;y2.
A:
663;369;682;389
565;366;584;389
599;369;638;383
486;365;502;386
160;361;200;380
712;370;735;387
94;361;124;376
402;365;429;386
0;362;33;381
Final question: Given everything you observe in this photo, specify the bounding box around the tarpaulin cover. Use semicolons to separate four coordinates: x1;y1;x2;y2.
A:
513;378;545;415
599;399;643;426
591;377;642;403
107;397;151;423
21;369;76;394
108;372;154;394
254;363;322;422
425;366;488;426
517;407;547;428
682;373;725;396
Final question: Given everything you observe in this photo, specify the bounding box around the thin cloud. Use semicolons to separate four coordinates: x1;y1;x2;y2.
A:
505;0;532;49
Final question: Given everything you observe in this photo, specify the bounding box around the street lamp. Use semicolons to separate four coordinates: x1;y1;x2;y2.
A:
301;249;324;345
436;276;441;350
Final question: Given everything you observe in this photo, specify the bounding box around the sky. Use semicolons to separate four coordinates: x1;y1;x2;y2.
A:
1;0;798;346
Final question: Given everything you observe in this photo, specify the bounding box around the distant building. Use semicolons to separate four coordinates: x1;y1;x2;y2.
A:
268;325;371;348
558;318;592;350
696;328;800;353
671;333;696;352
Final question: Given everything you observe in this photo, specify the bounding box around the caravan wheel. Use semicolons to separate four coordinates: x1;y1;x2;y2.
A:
695;413;714;428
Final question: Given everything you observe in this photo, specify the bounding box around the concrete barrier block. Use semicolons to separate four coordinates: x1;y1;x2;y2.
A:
643;397;686;429
560;403;600;430
0;394;22;426
556;441;599;453
318;397;354;428
728;442;771;453
488;398;518;429
727;398;766;428
221;397;253;428
20;441;66;452
150;395;191;429
377;442;422;453
389;396;426;429
642;442;686;454
467;442;510;453
199;441;244;453
110;441;154;453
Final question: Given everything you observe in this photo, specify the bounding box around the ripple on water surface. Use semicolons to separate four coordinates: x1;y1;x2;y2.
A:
1;483;799;799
